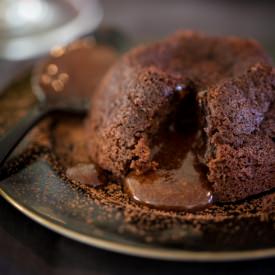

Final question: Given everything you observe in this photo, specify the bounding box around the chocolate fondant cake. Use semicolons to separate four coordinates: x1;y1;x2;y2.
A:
87;31;275;202
198;63;275;201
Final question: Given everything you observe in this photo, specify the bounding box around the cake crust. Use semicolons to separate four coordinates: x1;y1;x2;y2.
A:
198;64;275;201
86;31;274;202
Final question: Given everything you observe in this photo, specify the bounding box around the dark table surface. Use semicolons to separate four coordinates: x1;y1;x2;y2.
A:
0;1;275;274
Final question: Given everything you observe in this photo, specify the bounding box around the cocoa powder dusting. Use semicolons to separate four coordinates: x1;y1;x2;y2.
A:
0;54;274;247
42;116;274;243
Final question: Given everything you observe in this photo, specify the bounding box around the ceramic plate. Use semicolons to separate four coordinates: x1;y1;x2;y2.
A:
0;33;274;262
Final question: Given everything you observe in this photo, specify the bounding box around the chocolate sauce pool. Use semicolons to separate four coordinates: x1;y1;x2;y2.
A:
66;164;103;187
63;122;213;211
124;127;213;211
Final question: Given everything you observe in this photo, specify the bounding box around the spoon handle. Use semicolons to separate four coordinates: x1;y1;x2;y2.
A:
0;104;49;167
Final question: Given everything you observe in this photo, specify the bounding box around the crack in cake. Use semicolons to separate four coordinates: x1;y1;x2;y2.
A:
86;31;275;205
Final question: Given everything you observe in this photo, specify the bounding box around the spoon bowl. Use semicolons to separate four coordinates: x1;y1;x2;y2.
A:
0;36;119;167
31;39;97;114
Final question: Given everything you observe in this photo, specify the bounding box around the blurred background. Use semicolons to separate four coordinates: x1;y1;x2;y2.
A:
102;0;275;51
1;0;275;57
0;0;275;92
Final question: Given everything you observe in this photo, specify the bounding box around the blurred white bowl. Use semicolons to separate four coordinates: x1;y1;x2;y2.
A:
0;0;103;60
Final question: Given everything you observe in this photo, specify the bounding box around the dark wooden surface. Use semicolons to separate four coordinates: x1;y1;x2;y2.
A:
0;1;275;274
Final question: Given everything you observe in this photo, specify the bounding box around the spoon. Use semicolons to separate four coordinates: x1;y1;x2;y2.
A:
0;36;119;167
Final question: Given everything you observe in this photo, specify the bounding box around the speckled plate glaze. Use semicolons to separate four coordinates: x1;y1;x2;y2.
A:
0;32;274;262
